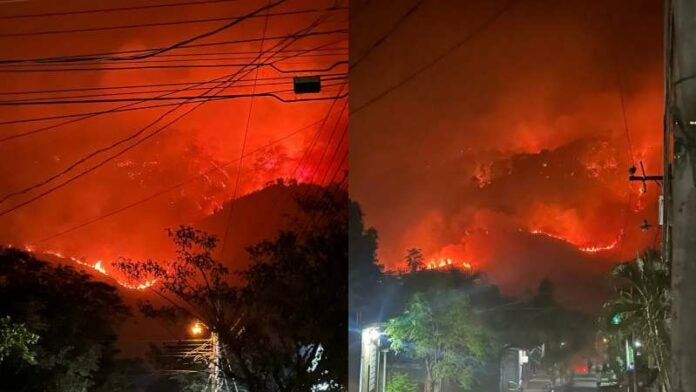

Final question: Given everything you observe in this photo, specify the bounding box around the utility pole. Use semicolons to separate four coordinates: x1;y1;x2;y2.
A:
210;331;222;392
667;0;696;391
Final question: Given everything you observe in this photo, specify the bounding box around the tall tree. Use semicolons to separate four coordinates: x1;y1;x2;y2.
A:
116;187;348;392
385;289;495;392
404;248;424;273
238;189;347;391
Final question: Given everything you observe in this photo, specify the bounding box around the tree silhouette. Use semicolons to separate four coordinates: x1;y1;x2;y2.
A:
115;187;347;391
0;248;130;391
404;248;424;273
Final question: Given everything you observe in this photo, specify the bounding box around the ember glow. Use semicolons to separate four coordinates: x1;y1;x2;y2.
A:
528;229;623;254
425;257;473;271
39;248;157;290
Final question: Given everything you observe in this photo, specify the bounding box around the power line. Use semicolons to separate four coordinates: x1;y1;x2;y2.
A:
215;5;346;251
0;75;348;102
316;125;347;186
351;0;518;115
0;38;347;135
0;40;346;144
0;83;285;103
257;84;347;235
0;86;345;146
606;10;635;165
0;51;347;68
297;150;348;236
350;0;425;70
0;79;346;103
287;95;348;233
0;43;346;144
294;87;347;181
0;0;245;19
300;114;348;210
0;11;343;217
307;99;348;185
0;101;198;126
0;72;346;96
130;47;347;59
221;0;272;255
17;0;285;63
0;8;337;213
0;29;347;65
0;81;346;144
0;105;205;217
0;86;347;205
0;86;348;106
0;59;348;73
32;119;322;244
0;5;346;39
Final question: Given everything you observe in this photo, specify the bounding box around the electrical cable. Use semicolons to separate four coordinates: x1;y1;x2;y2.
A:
0;72;346;96
33;114;309;241
0;59;349;73
0;79;346;104
0;87;347;106
220;0;272;255
0;39;346;148
1;0;246;19
350;0;425;70
0;11;342;217
351;0;517;115
0;29;347;65
0;5;344;39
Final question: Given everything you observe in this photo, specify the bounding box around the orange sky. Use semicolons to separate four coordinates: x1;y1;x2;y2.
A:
0;0;348;280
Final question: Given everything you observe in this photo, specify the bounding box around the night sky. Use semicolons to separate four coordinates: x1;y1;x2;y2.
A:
350;0;663;309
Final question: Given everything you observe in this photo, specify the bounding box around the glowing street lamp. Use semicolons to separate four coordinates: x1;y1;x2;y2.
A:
191;322;204;336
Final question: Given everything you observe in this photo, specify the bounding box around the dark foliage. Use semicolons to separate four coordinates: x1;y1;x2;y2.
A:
116;186;348;392
0;248;130;392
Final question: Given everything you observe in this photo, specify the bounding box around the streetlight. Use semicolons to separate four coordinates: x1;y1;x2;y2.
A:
191;321;204;336
359;325;389;392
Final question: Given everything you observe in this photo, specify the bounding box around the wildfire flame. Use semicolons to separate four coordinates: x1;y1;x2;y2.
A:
528;229;623;254
33;247;156;290
425;257;473;271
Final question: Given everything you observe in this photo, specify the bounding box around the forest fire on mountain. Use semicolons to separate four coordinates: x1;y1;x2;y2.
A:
425;257;473;271
528;229;623;254
0;0;348;271
350;0;663;305
39;248;157;290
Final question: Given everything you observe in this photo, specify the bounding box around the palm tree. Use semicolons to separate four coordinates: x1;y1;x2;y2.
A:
601;249;671;391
